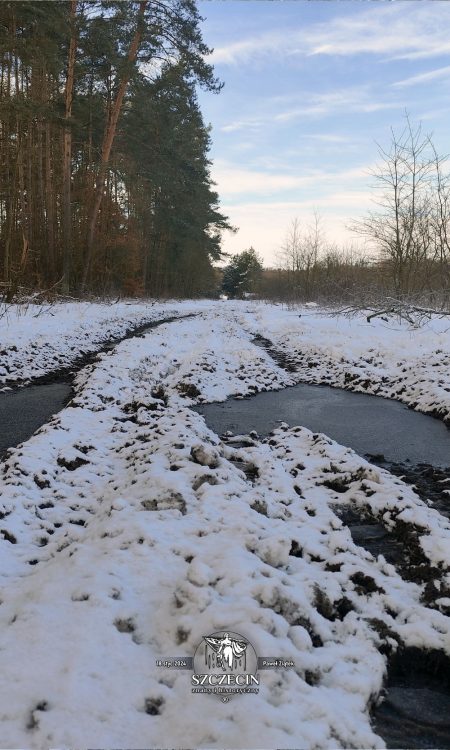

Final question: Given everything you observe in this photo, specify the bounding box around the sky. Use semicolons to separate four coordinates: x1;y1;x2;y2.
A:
197;0;450;267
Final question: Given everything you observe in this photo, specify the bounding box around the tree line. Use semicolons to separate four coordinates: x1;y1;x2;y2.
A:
258;119;450;308
0;0;232;298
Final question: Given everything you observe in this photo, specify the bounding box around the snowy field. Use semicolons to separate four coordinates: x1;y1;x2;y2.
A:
0;300;449;749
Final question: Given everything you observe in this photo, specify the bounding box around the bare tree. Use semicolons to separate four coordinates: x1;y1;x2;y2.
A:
277;217;303;301
277;213;326;301
350;116;439;296
302;211;324;298
429;142;450;291
278;217;302;271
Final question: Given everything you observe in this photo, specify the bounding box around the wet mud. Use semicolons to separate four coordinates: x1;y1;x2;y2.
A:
367;456;450;520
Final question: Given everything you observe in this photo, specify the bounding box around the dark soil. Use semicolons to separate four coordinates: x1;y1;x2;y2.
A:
252;333;298;372
367;455;450;520
336;506;445;586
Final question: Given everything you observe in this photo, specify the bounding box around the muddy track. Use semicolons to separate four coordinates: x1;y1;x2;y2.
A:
222;333;450;749
252;333;299;372
0;313;198;461
250;332;450;602
252;331;450;429
2;313;197;390
335;505;450;605
367;456;450;520
221;431;450;749
304;462;450;747
372;646;450;749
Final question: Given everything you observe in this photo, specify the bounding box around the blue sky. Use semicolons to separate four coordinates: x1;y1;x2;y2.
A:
197;0;450;266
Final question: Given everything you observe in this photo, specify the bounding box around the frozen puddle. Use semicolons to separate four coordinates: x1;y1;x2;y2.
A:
194;383;450;468
0;382;72;459
373;648;450;749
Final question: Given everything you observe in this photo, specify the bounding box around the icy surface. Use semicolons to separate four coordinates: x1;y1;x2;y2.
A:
0;301;449;748
240;302;450;425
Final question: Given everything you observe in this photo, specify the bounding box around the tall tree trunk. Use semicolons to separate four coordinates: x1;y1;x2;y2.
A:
25;90;34;284
4;154;18;285
35;65;46;284
82;0;147;290
62;0;77;293
3;26;13;283
45;120;55;281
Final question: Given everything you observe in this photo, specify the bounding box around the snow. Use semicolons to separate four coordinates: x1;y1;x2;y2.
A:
0;300;449;748
238;302;450;424
0;299;211;387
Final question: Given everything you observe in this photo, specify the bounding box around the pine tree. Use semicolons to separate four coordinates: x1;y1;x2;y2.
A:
0;0;230;296
222;249;263;298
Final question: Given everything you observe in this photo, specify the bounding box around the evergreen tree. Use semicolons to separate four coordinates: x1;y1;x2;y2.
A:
222;248;263;298
0;0;230;296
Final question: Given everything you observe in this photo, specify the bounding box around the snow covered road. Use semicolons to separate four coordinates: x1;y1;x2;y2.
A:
0;302;450;749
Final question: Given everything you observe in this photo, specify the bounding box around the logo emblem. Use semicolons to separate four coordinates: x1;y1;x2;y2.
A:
203;632;248;671
155;626;295;700
192;630;259;697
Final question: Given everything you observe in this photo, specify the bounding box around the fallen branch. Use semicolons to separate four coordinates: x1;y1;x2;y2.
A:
329;294;450;327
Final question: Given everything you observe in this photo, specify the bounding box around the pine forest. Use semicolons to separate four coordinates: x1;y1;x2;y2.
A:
0;1;232;298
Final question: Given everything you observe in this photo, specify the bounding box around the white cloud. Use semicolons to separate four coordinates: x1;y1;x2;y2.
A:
392;65;450;88
304;5;450;60
212;164;308;195
219;86;400;133
220;118;263;133
211;159;375;264
275;88;401;123
211;160;373;200
418;106;450;122
210;32;286;66
210;4;450;67
304;134;350;144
